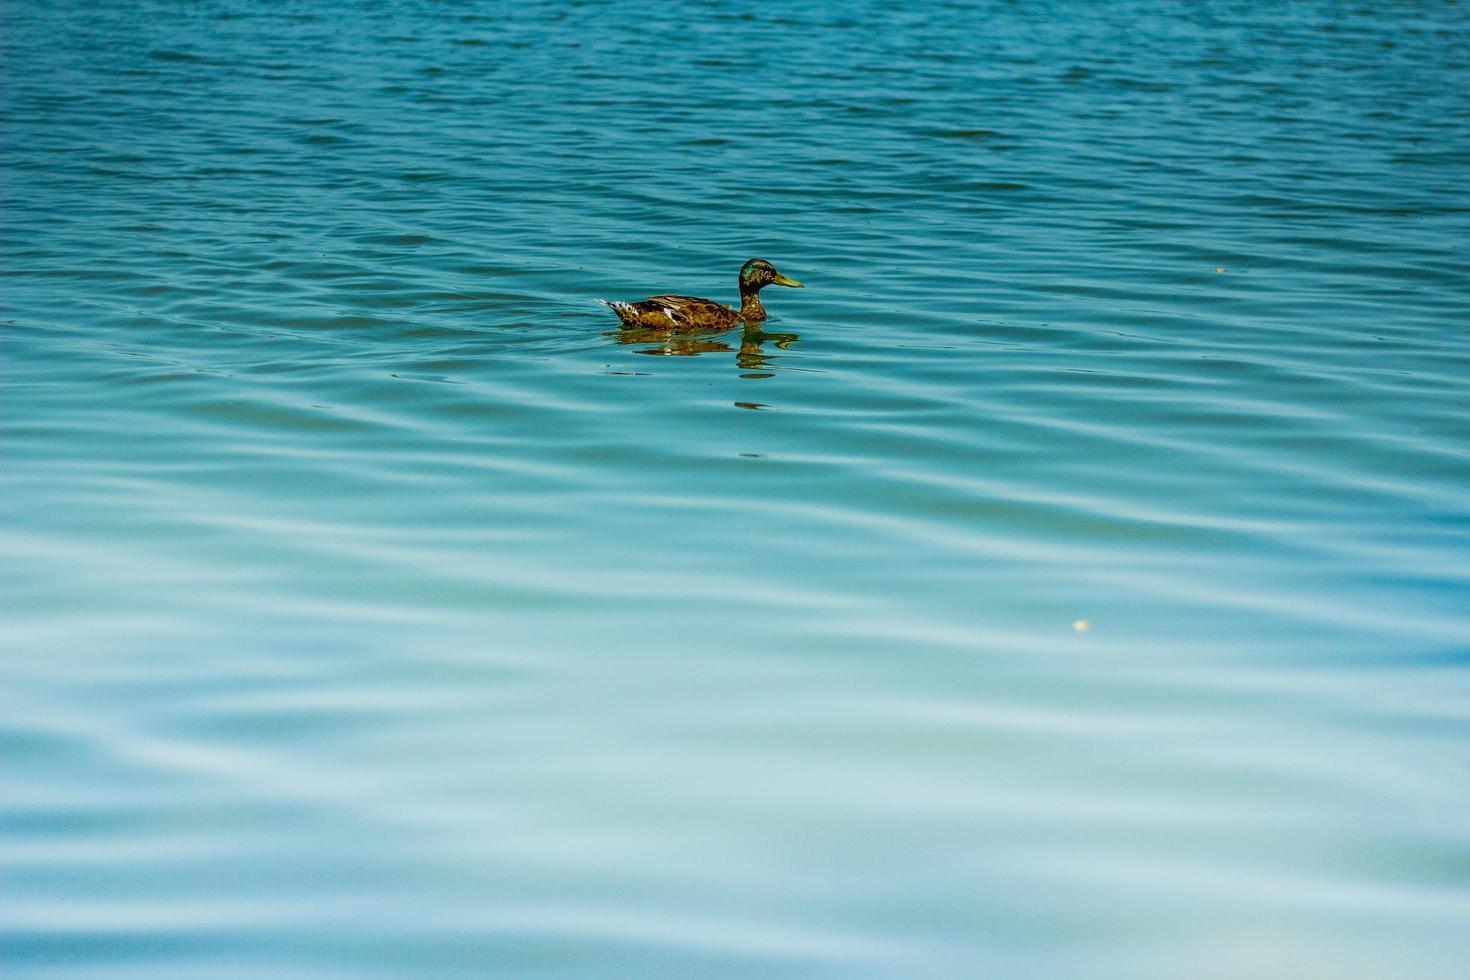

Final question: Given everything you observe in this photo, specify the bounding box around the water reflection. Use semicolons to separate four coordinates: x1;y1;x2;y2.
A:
609;323;799;378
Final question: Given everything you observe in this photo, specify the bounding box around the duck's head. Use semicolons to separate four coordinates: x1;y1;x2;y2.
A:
740;258;803;293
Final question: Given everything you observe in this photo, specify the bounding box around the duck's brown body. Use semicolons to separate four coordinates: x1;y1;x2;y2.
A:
599;294;745;331
598;258;801;332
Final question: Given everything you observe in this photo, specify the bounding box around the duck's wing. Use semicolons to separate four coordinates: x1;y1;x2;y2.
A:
646;295;738;329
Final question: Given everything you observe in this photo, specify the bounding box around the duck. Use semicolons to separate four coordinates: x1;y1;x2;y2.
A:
598;258;802;331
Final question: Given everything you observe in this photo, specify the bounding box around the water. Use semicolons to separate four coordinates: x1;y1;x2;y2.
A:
4;1;1469;976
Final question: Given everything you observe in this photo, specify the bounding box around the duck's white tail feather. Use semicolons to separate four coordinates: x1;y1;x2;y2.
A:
596;299;638;321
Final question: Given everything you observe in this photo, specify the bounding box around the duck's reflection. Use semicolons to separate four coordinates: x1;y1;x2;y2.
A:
609;323;799;378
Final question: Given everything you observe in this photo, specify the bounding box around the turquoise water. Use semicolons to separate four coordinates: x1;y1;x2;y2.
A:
4;1;1470;976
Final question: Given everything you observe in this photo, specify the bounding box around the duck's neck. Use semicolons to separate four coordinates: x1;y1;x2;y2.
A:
738;288;767;322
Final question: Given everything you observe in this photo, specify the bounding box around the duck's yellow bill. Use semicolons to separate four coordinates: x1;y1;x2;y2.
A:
773;273;803;288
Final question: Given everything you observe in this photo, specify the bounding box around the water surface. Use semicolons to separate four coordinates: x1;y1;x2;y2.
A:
4;1;1470;977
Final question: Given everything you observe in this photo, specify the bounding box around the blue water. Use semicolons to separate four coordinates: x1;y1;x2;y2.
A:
4;1;1470;977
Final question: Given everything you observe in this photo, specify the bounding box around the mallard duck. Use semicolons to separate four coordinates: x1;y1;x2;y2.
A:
598;258;802;331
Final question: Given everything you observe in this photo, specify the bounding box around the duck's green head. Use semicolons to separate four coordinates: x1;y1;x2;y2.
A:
740;258;803;292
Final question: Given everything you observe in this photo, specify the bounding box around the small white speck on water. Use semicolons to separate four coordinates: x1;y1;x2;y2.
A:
1072;619;1090;632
